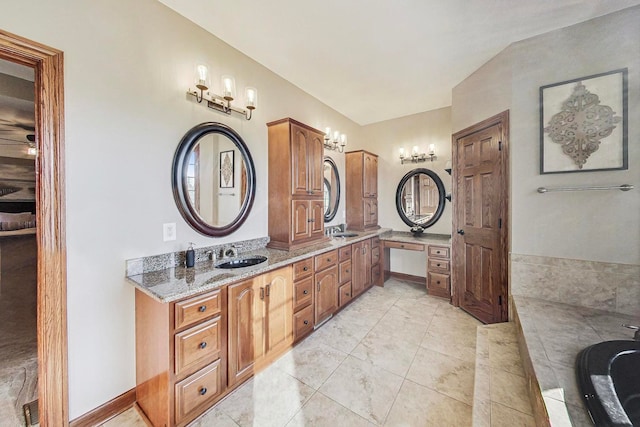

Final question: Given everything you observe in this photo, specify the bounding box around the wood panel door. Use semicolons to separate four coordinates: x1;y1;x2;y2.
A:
351;240;371;296
263;267;293;356
315;266;338;324
363;153;378;198
452;111;509;324
308;132;324;195
291;124;310;196
227;278;264;386
309;199;325;239
291;200;311;242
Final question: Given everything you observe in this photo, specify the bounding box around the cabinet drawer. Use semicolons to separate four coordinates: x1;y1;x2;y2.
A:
371;246;380;266
293;304;314;340
427;272;450;298
371;236;380;249
339;282;352;307
339;246;352;261
174;290;221;330
174;359;222;424
428;259;450;272
294;277;313;311
315;249;338;272
174;317;222;376
339;260;352;285
385;240;425;251
428;245;450;259
293;258;313;281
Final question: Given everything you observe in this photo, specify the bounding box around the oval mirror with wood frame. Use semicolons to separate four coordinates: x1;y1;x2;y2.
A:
396;168;445;231
172;122;256;236
323;156;340;222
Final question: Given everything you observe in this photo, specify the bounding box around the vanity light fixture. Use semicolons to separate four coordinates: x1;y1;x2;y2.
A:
323;127;347;152
187;64;258;120
400;144;437;164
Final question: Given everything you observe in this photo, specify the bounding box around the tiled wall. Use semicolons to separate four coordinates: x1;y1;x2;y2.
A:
510;253;640;317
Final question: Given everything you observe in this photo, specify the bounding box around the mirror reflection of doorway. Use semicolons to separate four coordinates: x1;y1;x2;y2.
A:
0;58;38;425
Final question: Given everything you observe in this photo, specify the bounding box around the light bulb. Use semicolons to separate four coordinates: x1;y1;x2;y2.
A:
195;64;209;90
245;87;257;109
428;144;436;155
221;75;236;100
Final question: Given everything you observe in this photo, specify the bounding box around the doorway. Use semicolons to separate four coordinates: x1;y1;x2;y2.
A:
451;111;509;324
0;30;67;425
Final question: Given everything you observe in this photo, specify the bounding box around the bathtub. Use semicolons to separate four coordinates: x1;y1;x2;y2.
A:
576;340;640;426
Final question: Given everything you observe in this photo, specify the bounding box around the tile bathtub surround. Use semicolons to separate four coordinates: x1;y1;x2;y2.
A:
510;253;640;316
513;295;640;427
106;279;484;426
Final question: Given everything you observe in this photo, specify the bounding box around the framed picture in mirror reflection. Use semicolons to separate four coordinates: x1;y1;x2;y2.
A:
220;150;235;188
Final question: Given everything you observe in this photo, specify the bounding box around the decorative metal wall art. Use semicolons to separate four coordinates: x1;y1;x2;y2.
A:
540;69;627;174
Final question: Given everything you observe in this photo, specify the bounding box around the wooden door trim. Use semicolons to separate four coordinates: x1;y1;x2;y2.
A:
451;110;509;322
0;29;68;425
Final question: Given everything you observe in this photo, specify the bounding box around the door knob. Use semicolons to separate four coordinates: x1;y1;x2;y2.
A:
457;229;465;235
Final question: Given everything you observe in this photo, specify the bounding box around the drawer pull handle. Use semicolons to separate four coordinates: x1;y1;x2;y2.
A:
303;290;309;295
303;266;309;271
327;258;332;262
346;269;350;273
198;305;207;312
437;263;441;267
199;387;207;396
303;320;309;325
199;342;207;349
436;281;441;285
346;293;350;296
401;244;405;248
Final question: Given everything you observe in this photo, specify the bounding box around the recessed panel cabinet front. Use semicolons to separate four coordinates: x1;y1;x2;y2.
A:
227;279;262;388
268;118;327;250
227;266;293;388
315;266;338;324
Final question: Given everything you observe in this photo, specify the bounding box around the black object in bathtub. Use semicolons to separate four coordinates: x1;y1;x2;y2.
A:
576;340;640;426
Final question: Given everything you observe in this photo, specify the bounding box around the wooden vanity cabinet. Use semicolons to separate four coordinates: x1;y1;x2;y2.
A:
292;258;314;342
351;239;372;297
135;288;227;427
338;246;353;307
346;150;380;231
267;118;328;250
370;236;382;287
228;266;293;387
314;249;339;325
427;245;451;299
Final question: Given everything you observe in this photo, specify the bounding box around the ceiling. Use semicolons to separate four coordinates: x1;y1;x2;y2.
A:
158;0;640;125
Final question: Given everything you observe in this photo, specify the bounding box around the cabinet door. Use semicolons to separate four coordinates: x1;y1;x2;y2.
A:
363;199;378;227
227;278;264;387
315;265;338;324
363;153;378;198
308;131;324;195
291;200;311;242
309;199;325;239
263;267;293;356
291;124;310;196
352;239;372;296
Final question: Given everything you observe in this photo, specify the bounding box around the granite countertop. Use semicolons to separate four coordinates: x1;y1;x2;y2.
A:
513;295;640;426
127;228;391;303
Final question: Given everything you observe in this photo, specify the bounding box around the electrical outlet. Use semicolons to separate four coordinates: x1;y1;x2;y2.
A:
163;223;176;241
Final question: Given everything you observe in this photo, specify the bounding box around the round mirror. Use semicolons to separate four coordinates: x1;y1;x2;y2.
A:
323;156;340;222
172;122;256;236
396;168;445;230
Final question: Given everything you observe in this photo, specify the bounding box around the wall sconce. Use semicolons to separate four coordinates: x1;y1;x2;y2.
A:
187;64;257;120
324;127;347;153
399;144;437;164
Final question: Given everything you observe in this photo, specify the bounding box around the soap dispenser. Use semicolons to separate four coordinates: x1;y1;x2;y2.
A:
185;242;195;268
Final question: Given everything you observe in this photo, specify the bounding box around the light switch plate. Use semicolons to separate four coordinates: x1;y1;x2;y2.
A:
163;223;176;241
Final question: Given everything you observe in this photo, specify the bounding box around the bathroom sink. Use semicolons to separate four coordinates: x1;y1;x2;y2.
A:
332;232;358;238
216;256;267;269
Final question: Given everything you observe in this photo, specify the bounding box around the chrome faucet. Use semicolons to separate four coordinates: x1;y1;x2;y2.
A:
622;324;640;340
224;245;238;258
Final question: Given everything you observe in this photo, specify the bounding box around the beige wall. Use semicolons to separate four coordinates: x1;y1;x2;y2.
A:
452;6;640;266
359;108;452;277
0;0;361;418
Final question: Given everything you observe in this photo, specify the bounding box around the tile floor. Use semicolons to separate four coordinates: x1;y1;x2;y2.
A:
106;279;534;427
